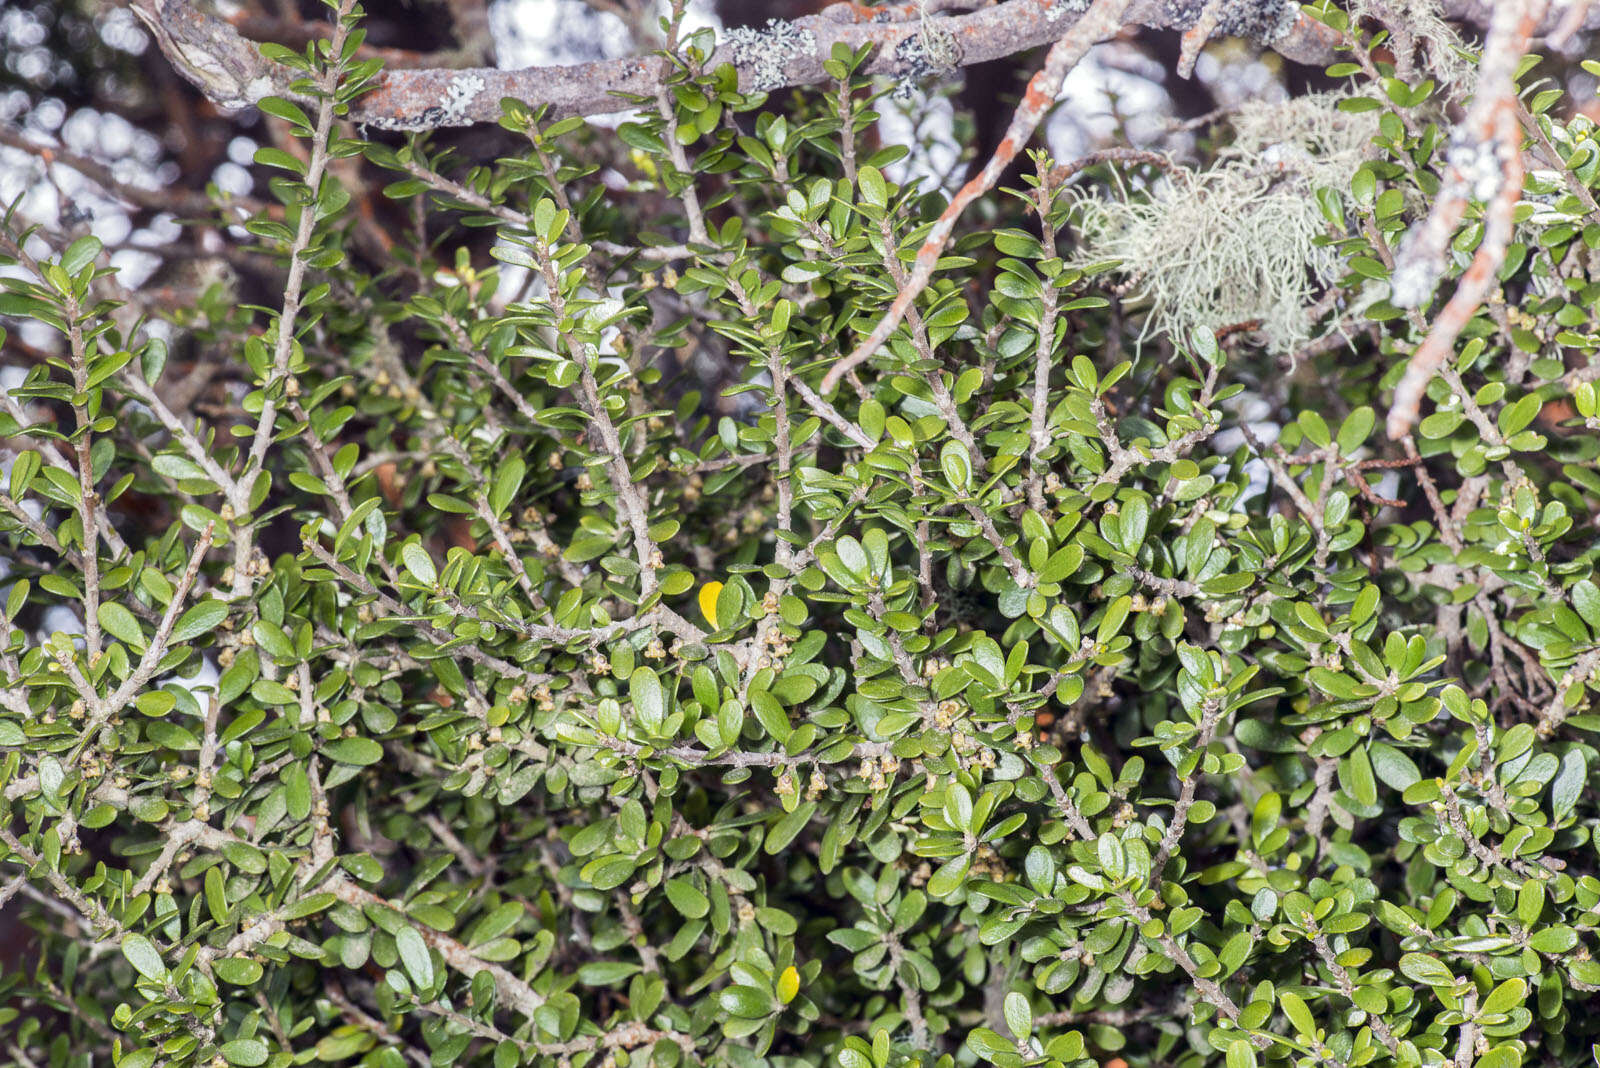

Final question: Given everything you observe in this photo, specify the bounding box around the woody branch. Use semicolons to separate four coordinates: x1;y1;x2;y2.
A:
134;0;1343;131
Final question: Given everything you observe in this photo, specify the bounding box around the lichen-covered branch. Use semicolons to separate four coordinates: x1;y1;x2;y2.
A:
132;0;1339;132
1385;0;1547;438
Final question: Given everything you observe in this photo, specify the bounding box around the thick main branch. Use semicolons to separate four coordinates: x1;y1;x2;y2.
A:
133;0;1340;130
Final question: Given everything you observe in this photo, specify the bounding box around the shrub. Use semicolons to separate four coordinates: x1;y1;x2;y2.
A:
4;3;1600;1068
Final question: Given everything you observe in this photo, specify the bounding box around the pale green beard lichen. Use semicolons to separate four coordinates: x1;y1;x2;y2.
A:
1347;0;1476;90
1068;91;1379;355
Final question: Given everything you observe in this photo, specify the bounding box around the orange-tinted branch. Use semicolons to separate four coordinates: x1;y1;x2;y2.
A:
819;0;1134;394
1385;0;1545;439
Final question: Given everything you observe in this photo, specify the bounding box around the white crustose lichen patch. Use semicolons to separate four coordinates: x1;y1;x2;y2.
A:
1045;0;1094;20
1390;126;1508;308
892;27;959;98
1161;0;1299;43
724;20;818;94
365;72;487;131
1387;237;1444;310
1445;125;1508;204
441;73;487;124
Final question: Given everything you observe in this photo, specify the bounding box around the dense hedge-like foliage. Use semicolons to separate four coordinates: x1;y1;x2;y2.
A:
7;3;1600;1068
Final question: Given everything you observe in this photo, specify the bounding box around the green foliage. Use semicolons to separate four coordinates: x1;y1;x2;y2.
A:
6;4;1600;1068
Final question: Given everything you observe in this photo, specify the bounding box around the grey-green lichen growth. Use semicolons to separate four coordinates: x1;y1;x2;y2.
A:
1163;0;1299;43
1045;0;1094;20
892;14;961;99
725;19;818;94
1069;91;1379;354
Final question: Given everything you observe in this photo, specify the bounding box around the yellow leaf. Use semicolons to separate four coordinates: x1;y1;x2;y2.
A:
777;965;799;1004
698;581;724;630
